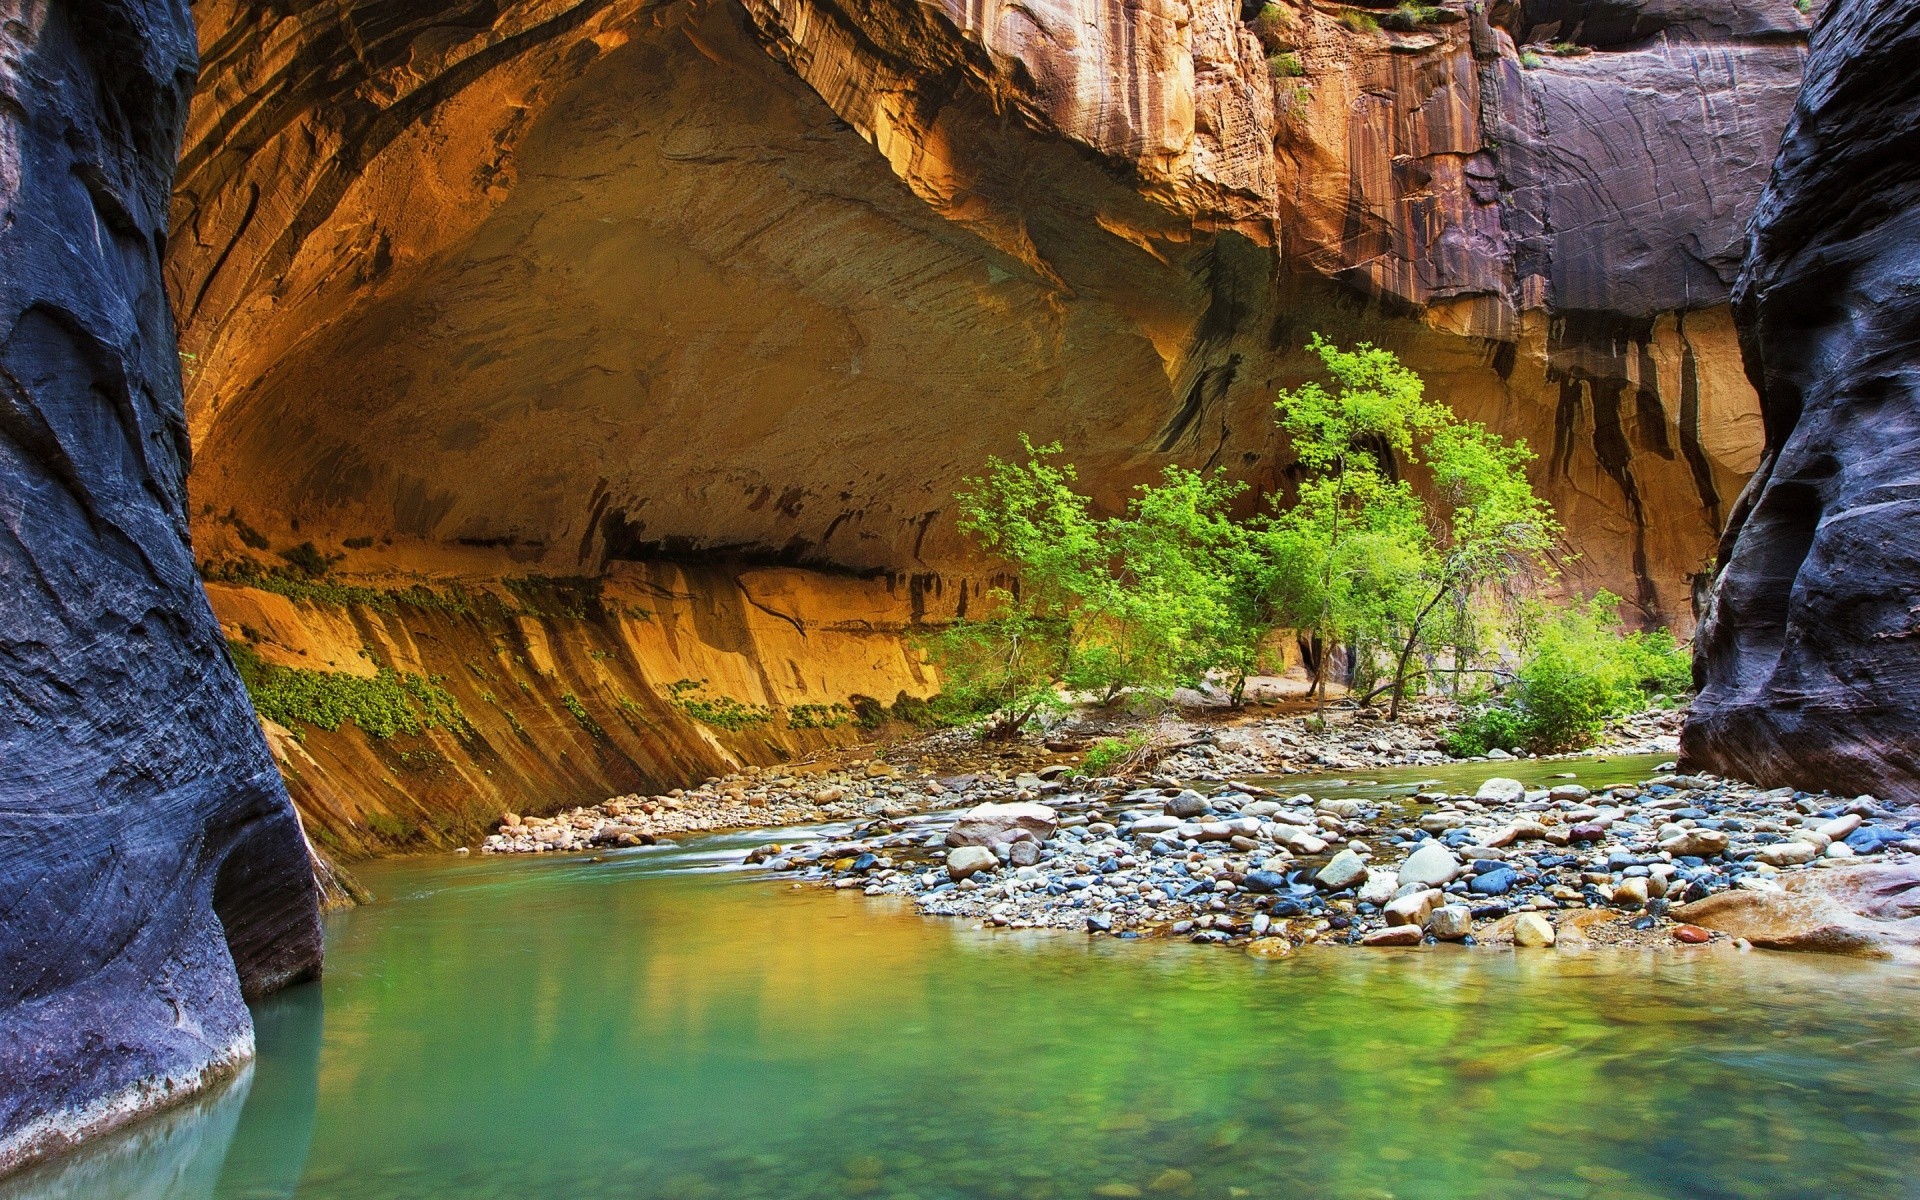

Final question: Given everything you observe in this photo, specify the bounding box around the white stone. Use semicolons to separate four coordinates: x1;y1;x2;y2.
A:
1475;777;1526;803
946;846;998;879
1316;849;1369;891
1426;904;1473;940
1399;840;1462;889
1513;913;1556;947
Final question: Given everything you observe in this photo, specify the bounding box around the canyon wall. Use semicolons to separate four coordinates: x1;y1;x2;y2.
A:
204;562;944;857
148;0;1818;852
168;0;1803;631
0;0;319;1174
1685;0;1920;803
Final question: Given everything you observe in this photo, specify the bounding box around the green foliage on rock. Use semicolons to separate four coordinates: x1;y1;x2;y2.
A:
1443;593;1692;755
788;703;855;730
559;692;605;739
202;556;473;614
228;639;471;740
665;679;774;731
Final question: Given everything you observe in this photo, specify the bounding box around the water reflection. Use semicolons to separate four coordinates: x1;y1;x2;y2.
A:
9;754;1920;1200
0;985;320;1200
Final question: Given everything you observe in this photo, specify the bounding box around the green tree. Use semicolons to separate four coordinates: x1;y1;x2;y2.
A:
1271;335;1558;715
930;443;1278;732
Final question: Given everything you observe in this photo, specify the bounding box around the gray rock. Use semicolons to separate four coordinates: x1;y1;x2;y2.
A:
1316;849;1370;891
1164;791;1211;818
946;802;1059;849
1426;905;1473;941
0;7;321;1175
946;846;999;879
1399;841;1463;889
1475;778;1526;804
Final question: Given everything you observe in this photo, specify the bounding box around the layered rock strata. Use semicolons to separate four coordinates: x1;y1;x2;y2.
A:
0;0;321;1175
168;0;1805;631
205;561;945;856
1686;0;1920;802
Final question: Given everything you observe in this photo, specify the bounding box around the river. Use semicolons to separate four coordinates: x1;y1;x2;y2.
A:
7;755;1920;1199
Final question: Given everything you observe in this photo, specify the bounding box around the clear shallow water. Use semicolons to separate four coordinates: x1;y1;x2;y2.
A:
10;757;1920;1200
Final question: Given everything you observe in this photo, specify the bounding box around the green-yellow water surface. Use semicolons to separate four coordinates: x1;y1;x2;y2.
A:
9;755;1920;1200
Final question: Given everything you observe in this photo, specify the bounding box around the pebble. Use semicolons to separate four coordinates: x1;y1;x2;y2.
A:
1399;841;1462;889
1513;913;1556;947
1316;848;1370;891
1426;904;1473;940
946;846;997;879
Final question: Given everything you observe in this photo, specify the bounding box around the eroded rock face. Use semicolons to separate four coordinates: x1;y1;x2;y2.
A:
1677;865;1920;959
1685;0;1920;802
0;0;321;1174
167;0;1806;628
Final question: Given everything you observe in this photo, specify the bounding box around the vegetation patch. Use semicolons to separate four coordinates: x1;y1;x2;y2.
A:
1268;51;1305;78
787;702;855;730
228;640;471;740
202;556;474;614
1379;3;1442;31
665;679;774;731
1081;732;1149;776
922;335;1687;740
504;575;602;620
560;692;606;739
1443;594;1691;756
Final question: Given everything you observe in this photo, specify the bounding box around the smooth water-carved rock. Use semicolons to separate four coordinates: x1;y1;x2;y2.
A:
1685;0;1920;802
0;1;321;1175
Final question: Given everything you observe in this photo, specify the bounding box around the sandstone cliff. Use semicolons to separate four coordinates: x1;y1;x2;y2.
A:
0;0;319;1174
202;562;946;856
168;0;1804;632
1685;0;1920;803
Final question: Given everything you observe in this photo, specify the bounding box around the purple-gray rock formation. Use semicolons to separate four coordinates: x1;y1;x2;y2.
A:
0;0;322;1175
1685;0;1920;802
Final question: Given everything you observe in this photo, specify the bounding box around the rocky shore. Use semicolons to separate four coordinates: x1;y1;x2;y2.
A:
480;704;1920;956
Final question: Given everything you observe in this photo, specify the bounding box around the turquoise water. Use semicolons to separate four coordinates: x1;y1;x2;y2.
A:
9;756;1920;1200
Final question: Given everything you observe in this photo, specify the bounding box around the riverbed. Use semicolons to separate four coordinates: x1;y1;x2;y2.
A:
8;757;1920;1200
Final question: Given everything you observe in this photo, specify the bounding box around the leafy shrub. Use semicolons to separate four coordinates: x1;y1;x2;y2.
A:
1249;2;1294;54
1081;732;1148;777
228;640;470;740
1520;48;1545;68
1379;3;1442;31
279;541;334;577
1443;703;1529;758
1549;41;1590;56
1442;593;1692;754
665;679;774;731
1268;51;1306;78
1339;9;1380;33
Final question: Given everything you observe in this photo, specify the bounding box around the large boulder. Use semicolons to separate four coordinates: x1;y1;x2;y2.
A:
1676;865;1920;959
0;2;322;1174
1685;0;1920;802
946;802;1059;850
